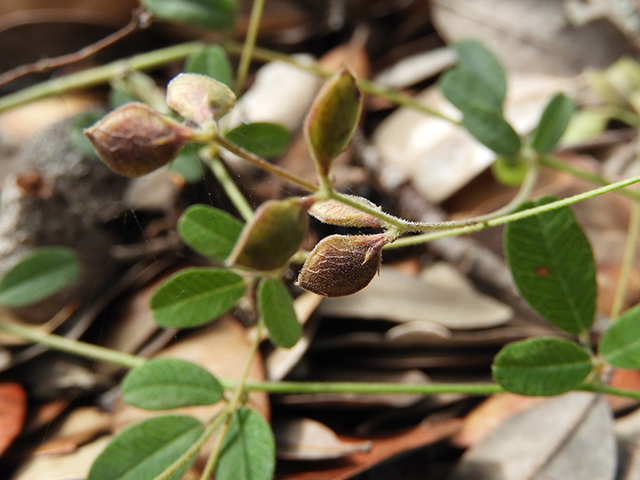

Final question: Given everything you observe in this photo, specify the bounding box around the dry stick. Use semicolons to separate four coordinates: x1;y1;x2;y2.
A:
0;8;153;87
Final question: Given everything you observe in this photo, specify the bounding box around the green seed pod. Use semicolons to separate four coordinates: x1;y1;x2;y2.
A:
305;67;362;177
296;234;387;297
84;102;194;177
228;198;312;271
166;73;236;125
309;196;383;228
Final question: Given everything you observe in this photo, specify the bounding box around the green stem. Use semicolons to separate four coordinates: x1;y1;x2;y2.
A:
580;382;640;400
235;0;265;96
203;151;254;221
0;321;144;369
387;172;640;249
216;136;319;192
0;42;204;112
153;413;226;480
540;155;640;203
611;191;640;320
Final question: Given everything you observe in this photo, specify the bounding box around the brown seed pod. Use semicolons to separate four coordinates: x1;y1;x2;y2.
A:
228;197;312;271
296;234;387;297
309;196;383;228
84;103;195;178
166;73;236;125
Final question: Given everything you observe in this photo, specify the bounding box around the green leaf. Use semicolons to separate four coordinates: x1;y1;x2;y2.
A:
305;68;362;176
453;40;506;102
491;156;528;187
216;408;275;480
257;277;301;348
492;337;592;396
168;152;205;184
185;45;233;88
122;358;223;410
225;122;291;158
532;94;576;154
0;246;81;307
150;267;246;328
439;67;503;113
599;303;640;368
462;107;521;156
178;204;243;262
504;197;597;334
88;415;203;480
141;0;237;30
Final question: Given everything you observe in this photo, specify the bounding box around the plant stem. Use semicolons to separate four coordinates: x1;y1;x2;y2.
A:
222;41;458;124
611;190;640;320
202;151;254;221
0;321;144;369
0;42;204;112
540;155;640;203
235;0;265;96
216;136;319;192
387;172;640;249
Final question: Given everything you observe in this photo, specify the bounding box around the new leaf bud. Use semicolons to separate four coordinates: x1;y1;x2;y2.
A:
84;102;194;177
296;234;387;297
309;196;383;228
166;73;236;125
228;198;312;271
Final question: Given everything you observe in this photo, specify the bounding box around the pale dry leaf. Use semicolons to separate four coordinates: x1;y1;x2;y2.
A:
320;264;513;329
449;393;616;480
373;47;456;89
275;417;371;460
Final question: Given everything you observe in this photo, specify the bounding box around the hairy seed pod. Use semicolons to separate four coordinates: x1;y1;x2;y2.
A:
309;196;383;228
228;197;312;271
84;103;195;177
296;234;387;297
166;73;236;125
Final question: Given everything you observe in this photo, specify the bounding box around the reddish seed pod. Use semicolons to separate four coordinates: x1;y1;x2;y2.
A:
309;196;383;228
84;103;195;177
296;233;387;297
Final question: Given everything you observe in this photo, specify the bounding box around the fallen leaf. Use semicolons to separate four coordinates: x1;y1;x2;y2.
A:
0;382;27;457
320;264;513;329
449;393;616;480
275;417;371;460
34;407;111;456
276;419;461;480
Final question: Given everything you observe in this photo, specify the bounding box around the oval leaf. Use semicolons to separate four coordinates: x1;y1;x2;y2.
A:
225;122;290;159
462;107;521;156
216;408;275;480
141;0;237;30
439;67;503;114
169;151;205;184
599;303;640;368
492;337;592;396
185;45;233;88
122;358;223;410
257;277;301;348
305;67;362;176
491;156;528;187
88;415;203;480
178;204;243;262
504;197;597;334
150;267;246;328
453;40;506;102
532;94;576;154
0;246;80;307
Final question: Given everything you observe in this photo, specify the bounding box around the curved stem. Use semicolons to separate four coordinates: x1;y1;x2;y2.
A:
0;42;204;112
235;0;265;96
216;135;319;192
387;172;640;249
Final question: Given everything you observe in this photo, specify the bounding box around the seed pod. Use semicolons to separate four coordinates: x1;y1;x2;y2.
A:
166;73;236;125
309;196;383;228
84;103;194;177
228;198;312;271
296;234;387;297
305;67;362;177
